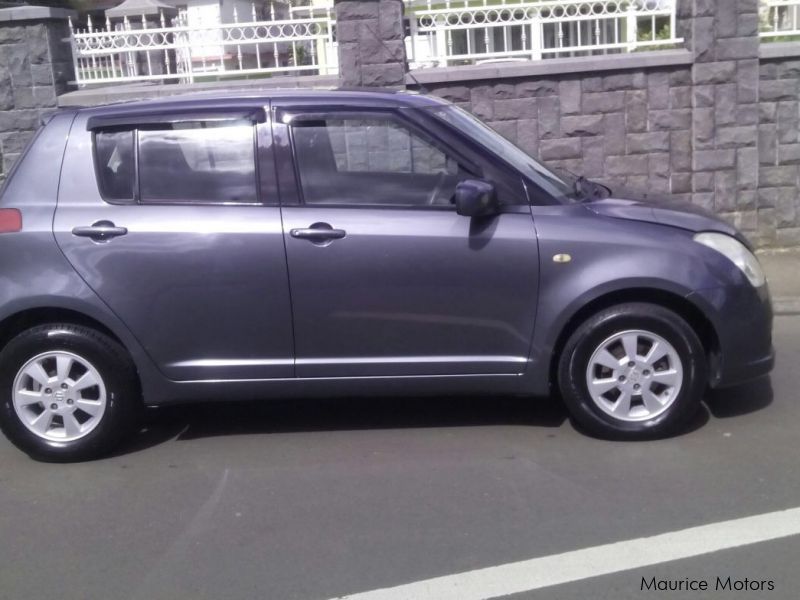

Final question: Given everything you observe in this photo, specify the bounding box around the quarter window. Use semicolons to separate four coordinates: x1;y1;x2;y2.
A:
95;130;135;202
291;115;471;207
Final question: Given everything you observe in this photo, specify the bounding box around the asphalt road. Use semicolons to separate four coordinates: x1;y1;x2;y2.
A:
1;317;799;600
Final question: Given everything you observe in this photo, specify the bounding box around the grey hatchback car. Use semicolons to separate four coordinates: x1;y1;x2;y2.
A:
0;89;773;461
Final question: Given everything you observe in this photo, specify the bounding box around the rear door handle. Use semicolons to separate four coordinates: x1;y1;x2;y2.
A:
72;220;128;242
290;223;346;243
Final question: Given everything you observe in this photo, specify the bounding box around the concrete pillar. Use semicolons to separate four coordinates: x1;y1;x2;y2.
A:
334;0;407;88
0;5;75;183
679;0;761;237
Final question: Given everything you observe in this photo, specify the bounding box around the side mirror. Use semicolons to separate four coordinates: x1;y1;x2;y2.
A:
455;179;499;217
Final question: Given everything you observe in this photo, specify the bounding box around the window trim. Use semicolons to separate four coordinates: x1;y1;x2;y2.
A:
284;107;483;211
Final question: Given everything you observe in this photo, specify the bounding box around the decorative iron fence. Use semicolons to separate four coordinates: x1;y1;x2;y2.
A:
406;0;681;68
760;0;800;40
69;0;685;87
69;3;337;86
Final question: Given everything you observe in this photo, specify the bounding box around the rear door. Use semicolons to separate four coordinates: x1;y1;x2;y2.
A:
54;105;295;381
274;104;540;378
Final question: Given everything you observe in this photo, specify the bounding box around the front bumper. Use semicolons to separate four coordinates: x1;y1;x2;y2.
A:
687;283;774;388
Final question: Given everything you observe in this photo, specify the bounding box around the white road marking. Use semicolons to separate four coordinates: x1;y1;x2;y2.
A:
331;506;800;600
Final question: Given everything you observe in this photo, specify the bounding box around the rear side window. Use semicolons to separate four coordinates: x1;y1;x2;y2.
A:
93;120;258;205
95;130;135;202
139;121;256;204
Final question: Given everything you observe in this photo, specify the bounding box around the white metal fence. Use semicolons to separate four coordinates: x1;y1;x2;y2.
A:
407;0;681;68
760;0;800;40
69;3;337;86
69;0;684;87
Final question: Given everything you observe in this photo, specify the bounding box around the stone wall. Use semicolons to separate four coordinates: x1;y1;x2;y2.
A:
759;53;800;247
0;5;74;184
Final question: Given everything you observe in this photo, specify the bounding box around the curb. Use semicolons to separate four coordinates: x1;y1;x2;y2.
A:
773;297;800;316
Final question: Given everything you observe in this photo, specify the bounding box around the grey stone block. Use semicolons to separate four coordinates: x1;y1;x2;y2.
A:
693;172;715;192
470;86;493;120
738;190;757;210
694;149;736;171
538;96;560;139
669;86;692;109
581;76;604;93
778;60;800;80
431;85;470;103
758;185;796;209
0;108;39;131
488;83;515;100
715;37;758;61
0;131;30;154
776;227;800;246
540;137;582;160
775;194;797;227
760;79;797;102
670;130;692;172
759;62;778;80
650;109;692;131
694;61;737;84
692;16;715;63
717;125;758;149
627;132;670;154
603;73;635;91
647;71;670;110
738;13;760;37
0;25;26;44
336;1;380;21
714;83;738;126
759;165;797;187
756;207;777;246
606;154;648;176
779;143;800;164
737;147;759;190
558;80;581;115
649;152;671;177
516;118;538;156
760;102;777;124
581;136;604;178
671;172;692;194
0;67;12;111
487;120;517;143
494;98;537;121
668;69;692;87
581;91;625;114
515;79;557;98
692;192;715;213
759;125;778;165
736;103;759;126
625;90;648;133
13;86;56;109
561;114;603;137
714;171;739;212
693;84;714;108
736;59;759;104
692;108;715;149
716;5;738;38
378;0;404;41
30;63;53;86
603;113;625;155
777;101;799;144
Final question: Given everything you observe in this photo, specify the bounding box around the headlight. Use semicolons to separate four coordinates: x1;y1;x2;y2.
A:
693;232;766;287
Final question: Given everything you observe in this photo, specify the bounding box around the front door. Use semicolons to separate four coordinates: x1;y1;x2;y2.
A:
276;107;540;378
54;108;294;381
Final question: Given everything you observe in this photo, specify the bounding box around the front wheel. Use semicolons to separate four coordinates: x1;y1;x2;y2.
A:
0;324;140;462
558;303;707;439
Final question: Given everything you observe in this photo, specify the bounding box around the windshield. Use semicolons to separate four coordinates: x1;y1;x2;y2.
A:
424;104;575;202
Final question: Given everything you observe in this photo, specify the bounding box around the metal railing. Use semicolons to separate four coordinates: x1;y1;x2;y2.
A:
69;0;684;86
69;3;337;87
760;0;800;41
406;0;681;68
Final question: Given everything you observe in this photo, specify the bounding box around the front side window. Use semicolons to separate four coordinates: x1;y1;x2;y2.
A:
291;115;471;207
138;121;256;204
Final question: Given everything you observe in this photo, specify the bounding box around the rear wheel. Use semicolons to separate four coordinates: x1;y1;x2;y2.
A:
0;324;140;462
558;303;707;439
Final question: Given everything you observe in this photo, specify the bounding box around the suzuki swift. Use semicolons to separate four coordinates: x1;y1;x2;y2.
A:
0;90;773;461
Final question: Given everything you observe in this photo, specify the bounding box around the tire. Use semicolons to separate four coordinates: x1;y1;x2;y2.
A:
557;303;706;440
0;324;140;462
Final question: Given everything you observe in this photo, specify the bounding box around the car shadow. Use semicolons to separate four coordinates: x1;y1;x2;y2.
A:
113;376;774;456
114;394;570;455
703;375;774;419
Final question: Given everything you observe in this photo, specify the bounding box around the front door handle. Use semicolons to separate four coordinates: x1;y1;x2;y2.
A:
290;222;346;243
72;220;128;242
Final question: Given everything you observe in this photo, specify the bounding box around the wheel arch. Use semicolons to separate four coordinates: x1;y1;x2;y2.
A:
548;287;721;391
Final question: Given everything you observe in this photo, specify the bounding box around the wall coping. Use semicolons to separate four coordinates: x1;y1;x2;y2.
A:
405;50;694;85
57;74;339;107
759;42;800;60
0;5;75;23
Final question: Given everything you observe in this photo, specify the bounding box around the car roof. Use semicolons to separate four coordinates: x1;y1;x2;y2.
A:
75;88;450;120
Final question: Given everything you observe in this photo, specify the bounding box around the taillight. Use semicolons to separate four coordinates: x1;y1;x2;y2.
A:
0;209;22;233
